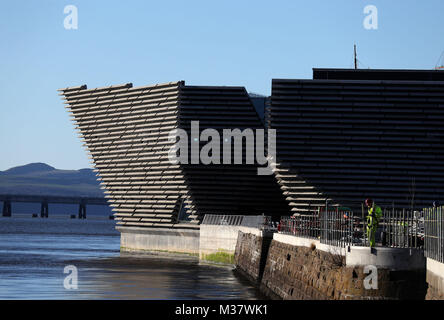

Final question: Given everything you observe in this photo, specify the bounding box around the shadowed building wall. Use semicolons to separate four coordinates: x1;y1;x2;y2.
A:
268;69;444;212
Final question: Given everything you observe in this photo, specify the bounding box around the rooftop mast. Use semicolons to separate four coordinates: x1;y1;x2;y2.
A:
354;44;358;69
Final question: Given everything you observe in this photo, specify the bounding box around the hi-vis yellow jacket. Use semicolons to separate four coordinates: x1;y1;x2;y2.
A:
367;205;382;229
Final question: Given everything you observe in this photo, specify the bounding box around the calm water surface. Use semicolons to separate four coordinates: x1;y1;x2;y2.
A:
0;215;263;299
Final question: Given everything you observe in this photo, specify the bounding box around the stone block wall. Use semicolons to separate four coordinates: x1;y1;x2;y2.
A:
234;231;271;282
259;240;427;300
234;231;428;300
261;240;343;299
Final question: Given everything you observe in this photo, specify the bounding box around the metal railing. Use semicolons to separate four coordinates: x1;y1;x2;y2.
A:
278;209;353;248
320;208;354;248
200;206;436;253
379;208;423;248
424;206;444;263
202;214;244;226
201;214;276;231
278;206;425;249
279;215;320;238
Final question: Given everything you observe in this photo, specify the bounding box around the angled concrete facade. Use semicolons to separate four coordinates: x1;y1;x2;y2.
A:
59;81;290;250
60;82;189;230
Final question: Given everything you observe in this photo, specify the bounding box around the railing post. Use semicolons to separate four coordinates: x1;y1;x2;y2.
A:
425;208;428;257
337;207;340;247
362;202;366;246
439;207;442;262
325;200;328;244
402;208;405;247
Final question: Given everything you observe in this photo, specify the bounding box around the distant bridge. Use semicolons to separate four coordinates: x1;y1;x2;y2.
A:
0;194;109;219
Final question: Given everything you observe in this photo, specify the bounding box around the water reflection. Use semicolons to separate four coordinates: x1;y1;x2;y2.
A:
0;217;263;300
71;253;263;299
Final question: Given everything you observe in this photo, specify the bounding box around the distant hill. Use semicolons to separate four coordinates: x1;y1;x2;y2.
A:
0;163;104;197
3;163;55;175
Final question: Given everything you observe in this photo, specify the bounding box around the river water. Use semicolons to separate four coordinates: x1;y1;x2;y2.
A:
0;215;262;299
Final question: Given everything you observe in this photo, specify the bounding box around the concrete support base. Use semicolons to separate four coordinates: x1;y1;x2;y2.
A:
199;225;240;262
199;225;265;264
346;246;426;270
426;258;444;299
117;226;200;256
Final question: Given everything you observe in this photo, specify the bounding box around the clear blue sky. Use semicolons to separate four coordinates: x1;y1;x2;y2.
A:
1;0;443;170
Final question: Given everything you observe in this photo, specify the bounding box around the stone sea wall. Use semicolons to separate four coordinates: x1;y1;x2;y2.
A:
235;232;427;300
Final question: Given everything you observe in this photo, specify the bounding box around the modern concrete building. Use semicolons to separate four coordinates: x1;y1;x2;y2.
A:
59;81;289;253
60;68;444;252
268;68;444;213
